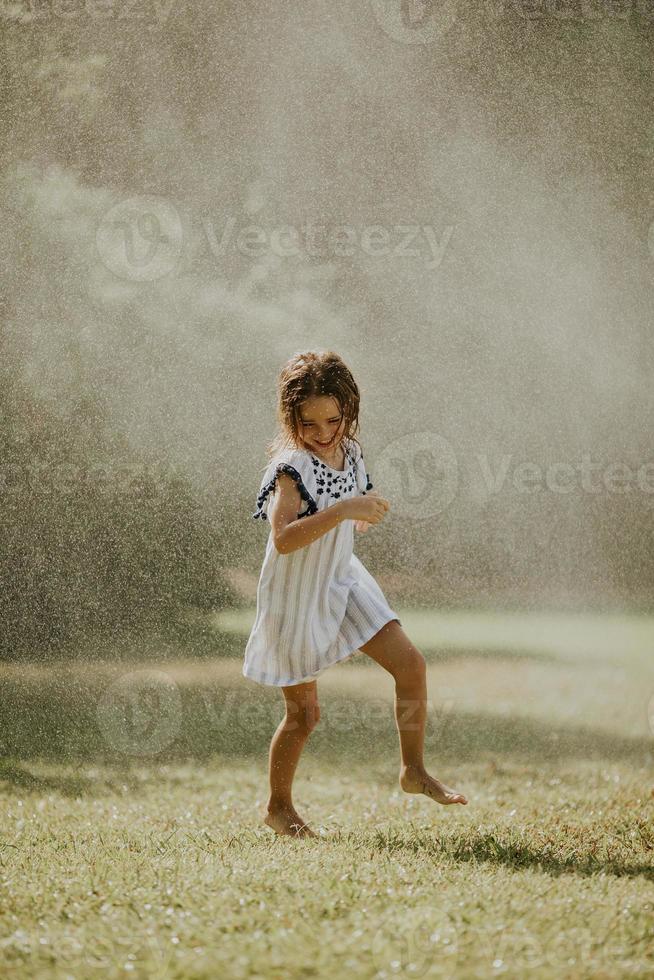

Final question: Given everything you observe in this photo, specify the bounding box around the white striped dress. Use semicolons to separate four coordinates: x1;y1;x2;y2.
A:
242;436;402;687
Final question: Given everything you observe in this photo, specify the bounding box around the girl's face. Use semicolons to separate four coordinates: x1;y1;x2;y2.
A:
297;395;345;454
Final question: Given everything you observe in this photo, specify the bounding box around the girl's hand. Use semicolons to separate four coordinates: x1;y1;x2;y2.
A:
341;490;390;525
355;490;381;531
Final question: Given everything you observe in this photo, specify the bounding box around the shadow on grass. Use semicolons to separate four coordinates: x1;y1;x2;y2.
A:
344;825;654;883
0;761;132;798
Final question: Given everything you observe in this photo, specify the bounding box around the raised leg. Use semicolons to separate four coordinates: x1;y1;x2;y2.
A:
359;620;468;806
264;679;321;837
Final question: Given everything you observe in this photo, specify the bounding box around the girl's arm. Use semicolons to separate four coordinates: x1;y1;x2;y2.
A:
268;473;347;555
269;474;389;555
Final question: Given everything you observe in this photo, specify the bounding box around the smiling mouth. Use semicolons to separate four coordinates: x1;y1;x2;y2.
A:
315;438;333;446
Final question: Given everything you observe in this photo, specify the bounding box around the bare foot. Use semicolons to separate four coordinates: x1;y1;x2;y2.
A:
263;806;319;838
400;765;468;805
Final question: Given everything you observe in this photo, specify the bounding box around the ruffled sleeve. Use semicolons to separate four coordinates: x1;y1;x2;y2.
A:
353;444;374;496
252;450;319;522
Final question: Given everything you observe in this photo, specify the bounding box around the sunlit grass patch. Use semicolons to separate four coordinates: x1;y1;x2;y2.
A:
1;607;653;978
2;758;653;979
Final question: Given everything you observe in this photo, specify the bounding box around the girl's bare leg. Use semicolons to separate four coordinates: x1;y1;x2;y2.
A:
360;620;468;806
264;679;321;838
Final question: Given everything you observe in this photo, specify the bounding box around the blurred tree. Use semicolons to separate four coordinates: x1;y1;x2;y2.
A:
0;373;242;661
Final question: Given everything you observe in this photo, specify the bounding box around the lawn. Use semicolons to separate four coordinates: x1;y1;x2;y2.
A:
1;608;653;978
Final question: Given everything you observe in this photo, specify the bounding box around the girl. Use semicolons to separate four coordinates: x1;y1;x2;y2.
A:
244;350;468;838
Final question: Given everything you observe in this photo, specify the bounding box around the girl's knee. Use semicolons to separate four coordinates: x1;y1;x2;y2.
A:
398;648;427;683
284;700;321;733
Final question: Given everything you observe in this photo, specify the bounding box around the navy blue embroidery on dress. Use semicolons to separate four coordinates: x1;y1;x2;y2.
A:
308;446;358;504
253;445;366;519
252;463;318;521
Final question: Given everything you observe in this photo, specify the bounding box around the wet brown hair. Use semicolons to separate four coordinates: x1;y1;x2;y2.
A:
263;350;362;466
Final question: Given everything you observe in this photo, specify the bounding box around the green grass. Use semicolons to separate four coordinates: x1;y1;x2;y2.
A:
1;608;653;978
